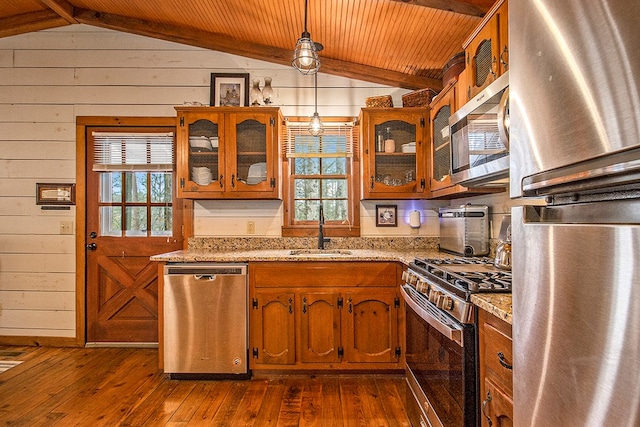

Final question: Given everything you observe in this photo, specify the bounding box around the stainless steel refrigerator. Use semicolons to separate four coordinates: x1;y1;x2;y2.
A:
509;0;640;425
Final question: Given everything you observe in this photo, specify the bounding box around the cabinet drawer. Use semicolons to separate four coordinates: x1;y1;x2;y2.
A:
250;261;399;288
481;377;513;427
482;319;513;394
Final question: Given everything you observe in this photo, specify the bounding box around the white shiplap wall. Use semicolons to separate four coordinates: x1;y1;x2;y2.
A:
0;25;435;340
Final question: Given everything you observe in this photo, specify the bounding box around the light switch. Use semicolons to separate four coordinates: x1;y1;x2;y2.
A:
60;221;73;234
247;221;256;234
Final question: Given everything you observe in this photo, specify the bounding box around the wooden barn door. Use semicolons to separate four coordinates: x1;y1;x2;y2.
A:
85;126;183;343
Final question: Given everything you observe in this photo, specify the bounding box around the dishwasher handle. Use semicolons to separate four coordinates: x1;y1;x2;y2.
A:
194;274;217;281
164;264;247;276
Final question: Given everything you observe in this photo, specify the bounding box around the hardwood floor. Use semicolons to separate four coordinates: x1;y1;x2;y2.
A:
0;346;411;426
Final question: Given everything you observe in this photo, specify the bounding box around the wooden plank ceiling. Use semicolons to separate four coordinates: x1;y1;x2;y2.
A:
0;0;496;90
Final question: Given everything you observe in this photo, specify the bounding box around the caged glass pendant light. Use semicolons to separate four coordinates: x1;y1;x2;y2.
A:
292;0;323;75
308;73;323;136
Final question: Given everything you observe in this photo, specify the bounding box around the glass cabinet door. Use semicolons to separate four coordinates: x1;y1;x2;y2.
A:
373;119;418;191
187;116;221;190
233;116;268;189
432;105;451;186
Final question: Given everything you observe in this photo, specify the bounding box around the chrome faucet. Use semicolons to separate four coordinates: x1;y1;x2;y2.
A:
318;204;331;249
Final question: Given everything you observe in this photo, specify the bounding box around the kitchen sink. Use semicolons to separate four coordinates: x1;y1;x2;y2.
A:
288;249;353;256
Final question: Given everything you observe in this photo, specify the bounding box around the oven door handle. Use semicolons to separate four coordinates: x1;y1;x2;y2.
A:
401;286;464;346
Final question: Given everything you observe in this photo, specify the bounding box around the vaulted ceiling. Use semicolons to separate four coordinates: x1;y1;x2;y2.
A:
0;0;496;90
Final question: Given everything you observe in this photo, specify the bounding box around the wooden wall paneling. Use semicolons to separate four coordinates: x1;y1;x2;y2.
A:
1;290;74;311
0;235;75;254
0;67;76;85
0;272;76;292
0;254;75;272
0;105;75;123
1;122;75;140
0;141;76;160
0;160;75;179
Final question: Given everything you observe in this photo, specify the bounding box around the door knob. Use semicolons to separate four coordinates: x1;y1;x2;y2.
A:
86;243;97;250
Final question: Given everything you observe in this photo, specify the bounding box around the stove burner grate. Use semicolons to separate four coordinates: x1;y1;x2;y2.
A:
412;257;512;294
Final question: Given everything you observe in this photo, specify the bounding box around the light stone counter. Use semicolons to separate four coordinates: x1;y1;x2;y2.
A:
151;248;443;265
472;294;513;325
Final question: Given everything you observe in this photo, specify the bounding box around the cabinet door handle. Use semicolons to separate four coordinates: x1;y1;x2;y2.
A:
497;351;513;370
482;390;493;427
370;176;374;190
219;175;224;188
500;46;509;70
231;174;235;188
288;297;293;314
348;297;353;313
491;56;498;78
302;297;307;314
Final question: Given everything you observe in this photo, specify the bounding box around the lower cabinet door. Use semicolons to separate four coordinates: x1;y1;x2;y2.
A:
300;292;341;363
251;291;296;365
343;290;400;363
481;378;514;427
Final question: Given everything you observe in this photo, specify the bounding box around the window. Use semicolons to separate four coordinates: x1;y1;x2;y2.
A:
91;131;175;237
282;118;360;237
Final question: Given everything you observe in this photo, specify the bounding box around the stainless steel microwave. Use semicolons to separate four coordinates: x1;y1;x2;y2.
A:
449;70;509;187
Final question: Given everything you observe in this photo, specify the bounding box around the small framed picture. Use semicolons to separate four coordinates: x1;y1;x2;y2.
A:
36;183;76;205
210;73;250;107
376;205;397;227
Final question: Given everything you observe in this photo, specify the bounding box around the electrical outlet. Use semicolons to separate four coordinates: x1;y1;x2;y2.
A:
60;221;73;235
247;221;256;234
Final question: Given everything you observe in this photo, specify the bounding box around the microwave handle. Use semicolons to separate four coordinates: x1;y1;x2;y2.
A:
497;86;510;151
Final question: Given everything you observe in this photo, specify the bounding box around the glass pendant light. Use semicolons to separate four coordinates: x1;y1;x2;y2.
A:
292;0;322;75
308;74;323;136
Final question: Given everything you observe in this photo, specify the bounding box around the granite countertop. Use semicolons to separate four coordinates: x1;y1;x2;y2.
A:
472;293;512;325
150;248;443;265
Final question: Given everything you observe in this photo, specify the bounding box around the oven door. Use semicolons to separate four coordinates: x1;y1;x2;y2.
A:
403;286;477;427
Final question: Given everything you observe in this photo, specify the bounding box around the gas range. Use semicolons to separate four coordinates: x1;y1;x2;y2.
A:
402;256;511;427
402;257;512;324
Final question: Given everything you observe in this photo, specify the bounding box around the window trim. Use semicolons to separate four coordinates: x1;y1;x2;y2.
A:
281;116;360;237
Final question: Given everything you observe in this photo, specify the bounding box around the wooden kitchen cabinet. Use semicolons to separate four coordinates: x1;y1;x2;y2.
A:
478;308;514;427
251;291;296;365
460;0;508;104
359;108;430;199
249;261;403;371
175;106;282;199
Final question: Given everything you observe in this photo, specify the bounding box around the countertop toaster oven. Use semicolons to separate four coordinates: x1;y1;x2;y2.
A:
439;204;489;256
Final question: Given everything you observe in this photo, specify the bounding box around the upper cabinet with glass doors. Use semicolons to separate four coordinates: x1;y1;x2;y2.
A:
428;81;503;199
459;0;508;104
360;108;430;199
175;107;282;199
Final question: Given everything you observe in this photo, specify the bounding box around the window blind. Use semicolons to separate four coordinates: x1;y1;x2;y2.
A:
92;132;174;172
283;121;357;158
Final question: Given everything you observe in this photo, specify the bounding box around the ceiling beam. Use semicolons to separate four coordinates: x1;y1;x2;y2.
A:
74;9;442;91
394;0;494;17
37;0;77;24
0;10;69;38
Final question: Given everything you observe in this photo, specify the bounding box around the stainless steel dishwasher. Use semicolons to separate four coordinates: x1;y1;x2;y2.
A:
163;263;249;379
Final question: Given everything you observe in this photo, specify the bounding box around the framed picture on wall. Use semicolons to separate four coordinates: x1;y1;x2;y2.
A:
210;73;250;107
376;205;397;227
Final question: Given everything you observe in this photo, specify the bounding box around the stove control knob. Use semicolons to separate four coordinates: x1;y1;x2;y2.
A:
429;290;441;303
409;274;418;285
402;271;408;281
416;279;427;293
440;296;454;311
